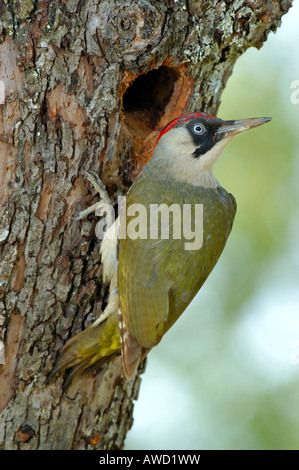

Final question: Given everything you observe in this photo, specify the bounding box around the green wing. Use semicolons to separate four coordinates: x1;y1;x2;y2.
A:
117;169;236;350
118;233;171;348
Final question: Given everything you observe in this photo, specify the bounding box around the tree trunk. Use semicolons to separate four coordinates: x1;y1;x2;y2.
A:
0;0;291;450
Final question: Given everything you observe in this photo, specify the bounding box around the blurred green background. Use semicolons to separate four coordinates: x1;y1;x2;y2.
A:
126;2;299;450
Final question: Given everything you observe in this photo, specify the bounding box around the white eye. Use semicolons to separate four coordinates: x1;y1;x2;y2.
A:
193;123;206;135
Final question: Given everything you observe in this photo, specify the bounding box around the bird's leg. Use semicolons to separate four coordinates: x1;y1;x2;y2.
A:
74;170;119;327
73;170;113;222
82;170;111;204
92;276;118;327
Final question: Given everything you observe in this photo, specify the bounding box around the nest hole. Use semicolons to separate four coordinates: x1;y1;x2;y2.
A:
121;65;194;166
123;66;178;124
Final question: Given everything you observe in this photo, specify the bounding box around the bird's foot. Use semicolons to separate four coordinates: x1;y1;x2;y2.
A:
73;171;113;221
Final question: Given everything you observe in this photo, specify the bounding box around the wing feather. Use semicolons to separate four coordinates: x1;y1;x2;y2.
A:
117;169;236;377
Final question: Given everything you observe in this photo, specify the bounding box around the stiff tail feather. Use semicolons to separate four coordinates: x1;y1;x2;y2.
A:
47;310;121;388
118;309;151;379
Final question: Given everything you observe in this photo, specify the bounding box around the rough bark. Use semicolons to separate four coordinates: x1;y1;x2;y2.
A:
0;0;291;450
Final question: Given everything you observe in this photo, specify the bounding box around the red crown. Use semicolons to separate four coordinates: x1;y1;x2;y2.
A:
157;111;218;143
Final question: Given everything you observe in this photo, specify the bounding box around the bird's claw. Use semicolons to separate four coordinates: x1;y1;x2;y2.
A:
80;170;111;204
73;171;113;221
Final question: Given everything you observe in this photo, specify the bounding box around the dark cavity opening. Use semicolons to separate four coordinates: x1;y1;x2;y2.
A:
120;65;193;170
122;66;179;126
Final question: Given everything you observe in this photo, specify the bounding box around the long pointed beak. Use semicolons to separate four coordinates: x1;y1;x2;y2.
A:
217;117;272;138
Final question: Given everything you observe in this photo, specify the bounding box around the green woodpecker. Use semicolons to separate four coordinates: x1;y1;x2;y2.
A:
49;111;271;385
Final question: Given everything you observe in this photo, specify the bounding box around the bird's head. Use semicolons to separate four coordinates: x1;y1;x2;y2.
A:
150;111;271;187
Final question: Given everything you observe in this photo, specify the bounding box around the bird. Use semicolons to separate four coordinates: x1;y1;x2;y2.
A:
48;111;271;386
